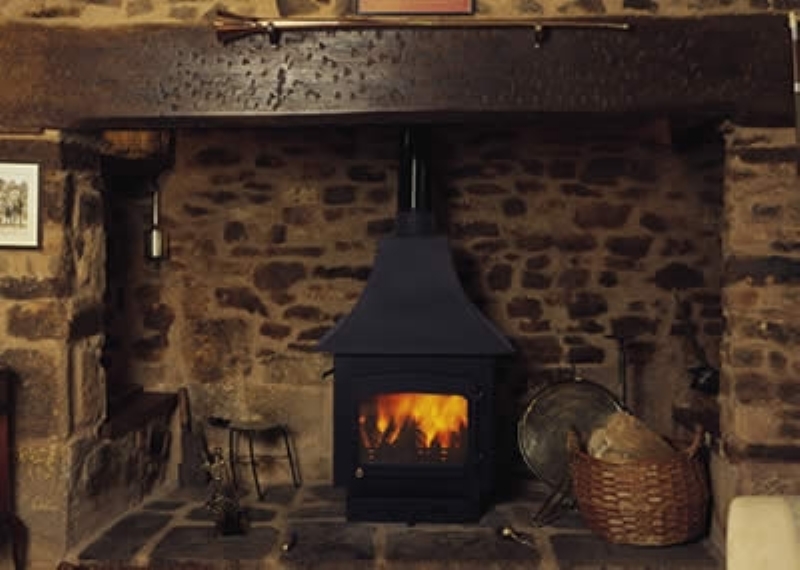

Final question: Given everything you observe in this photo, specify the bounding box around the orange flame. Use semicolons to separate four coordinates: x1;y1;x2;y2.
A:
362;393;468;448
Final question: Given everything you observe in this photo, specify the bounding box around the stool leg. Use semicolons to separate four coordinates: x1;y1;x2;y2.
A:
281;426;302;488
247;432;265;500
228;428;239;491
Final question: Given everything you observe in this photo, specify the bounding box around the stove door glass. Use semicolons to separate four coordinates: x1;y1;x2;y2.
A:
357;392;468;465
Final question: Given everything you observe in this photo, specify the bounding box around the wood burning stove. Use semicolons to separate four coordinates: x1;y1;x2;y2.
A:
317;128;513;523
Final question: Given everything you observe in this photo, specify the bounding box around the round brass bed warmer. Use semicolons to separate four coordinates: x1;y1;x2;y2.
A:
517;379;623;490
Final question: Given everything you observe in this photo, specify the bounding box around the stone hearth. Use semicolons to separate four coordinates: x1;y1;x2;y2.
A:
62;480;722;569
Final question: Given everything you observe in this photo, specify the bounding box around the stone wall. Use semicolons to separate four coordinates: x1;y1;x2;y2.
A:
715;126;800;483
0;0;786;26
0;132;177;568
677;123;800;546
102;123;724;491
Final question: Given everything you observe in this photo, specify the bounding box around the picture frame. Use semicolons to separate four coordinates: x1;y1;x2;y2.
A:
0;162;40;248
356;0;473;15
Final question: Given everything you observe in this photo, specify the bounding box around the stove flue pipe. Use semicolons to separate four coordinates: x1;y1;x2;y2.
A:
395;127;436;236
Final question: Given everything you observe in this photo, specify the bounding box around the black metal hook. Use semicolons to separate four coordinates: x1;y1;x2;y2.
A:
265;23;282;47
532;24;548;48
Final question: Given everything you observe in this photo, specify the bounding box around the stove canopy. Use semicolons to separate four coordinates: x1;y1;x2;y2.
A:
317;127;513;356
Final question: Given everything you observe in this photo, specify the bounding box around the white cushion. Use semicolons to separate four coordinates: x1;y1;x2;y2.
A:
727;496;800;570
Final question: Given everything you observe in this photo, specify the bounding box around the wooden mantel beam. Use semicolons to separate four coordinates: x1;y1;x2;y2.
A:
0;14;793;131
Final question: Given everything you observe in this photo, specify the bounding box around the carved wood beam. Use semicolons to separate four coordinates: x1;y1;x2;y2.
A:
0;14;792;131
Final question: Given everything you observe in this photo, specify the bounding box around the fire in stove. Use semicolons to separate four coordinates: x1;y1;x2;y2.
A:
358;392;468;464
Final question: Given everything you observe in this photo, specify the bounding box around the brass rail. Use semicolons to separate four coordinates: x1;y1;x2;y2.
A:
213;10;631;47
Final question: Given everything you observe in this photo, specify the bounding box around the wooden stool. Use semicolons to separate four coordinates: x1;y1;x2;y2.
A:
227;421;301;500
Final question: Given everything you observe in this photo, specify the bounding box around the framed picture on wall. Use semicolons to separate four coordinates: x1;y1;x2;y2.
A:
357;0;473;14
0;162;40;248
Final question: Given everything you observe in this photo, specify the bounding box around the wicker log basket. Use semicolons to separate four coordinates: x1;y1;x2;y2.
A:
567;420;710;546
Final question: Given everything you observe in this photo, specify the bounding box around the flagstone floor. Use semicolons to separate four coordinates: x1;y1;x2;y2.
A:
61;479;723;570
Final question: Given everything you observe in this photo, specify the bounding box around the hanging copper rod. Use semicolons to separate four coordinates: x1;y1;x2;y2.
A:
213;10;631;47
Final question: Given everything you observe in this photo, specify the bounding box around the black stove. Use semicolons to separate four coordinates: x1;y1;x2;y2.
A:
317;127;513;523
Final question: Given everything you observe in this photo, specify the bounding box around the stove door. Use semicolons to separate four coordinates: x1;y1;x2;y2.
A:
332;356;496;523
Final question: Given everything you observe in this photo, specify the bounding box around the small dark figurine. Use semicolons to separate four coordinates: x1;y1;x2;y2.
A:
204;447;248;536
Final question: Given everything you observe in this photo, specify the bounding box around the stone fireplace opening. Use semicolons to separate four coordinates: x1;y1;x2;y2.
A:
16;104;800;569
63;116;727;567
96;117;724;510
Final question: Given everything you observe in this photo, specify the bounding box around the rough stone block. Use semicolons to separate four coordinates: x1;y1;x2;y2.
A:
71;338;106;430
14;442;70;562
3;347;68;439
8;301;69;340
733;403;783;443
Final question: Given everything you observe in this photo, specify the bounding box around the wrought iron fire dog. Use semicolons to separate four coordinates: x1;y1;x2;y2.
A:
204;447;248;536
